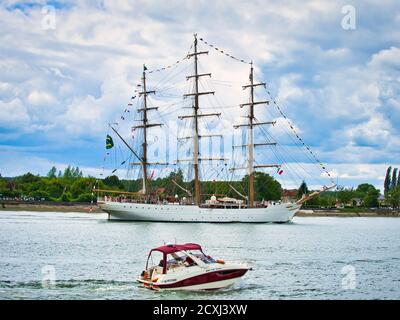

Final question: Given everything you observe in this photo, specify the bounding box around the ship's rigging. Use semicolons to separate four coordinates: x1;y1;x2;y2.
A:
99;34;336;205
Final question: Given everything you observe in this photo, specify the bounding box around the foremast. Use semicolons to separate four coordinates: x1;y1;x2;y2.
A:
134;65;162;196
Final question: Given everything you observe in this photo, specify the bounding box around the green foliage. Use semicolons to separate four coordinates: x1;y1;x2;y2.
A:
297;181;309;199
16;172;41;184
391;168;398;191
387;189;400;208
1;167;387;210
47;166;57;178
30;190;51;201
384;166;392;195
356;183;376;194
75;193;94;202
62;166;83;179
363;188;380;208
103;175;123;189
59;192;73;202
242;172;282;201
337;190;353;204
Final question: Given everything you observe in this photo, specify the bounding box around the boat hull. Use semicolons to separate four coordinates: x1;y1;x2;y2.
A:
138;268;248;291
99;202;300;223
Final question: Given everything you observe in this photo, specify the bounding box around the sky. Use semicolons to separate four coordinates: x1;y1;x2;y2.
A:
0;0;399;191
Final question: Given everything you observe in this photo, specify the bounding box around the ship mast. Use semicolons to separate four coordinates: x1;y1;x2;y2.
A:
182;34;220;206
134;65;162;196
234;63;277;207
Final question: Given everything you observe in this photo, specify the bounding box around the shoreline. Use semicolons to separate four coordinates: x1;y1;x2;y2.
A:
1;203;399;217
0;203;104;213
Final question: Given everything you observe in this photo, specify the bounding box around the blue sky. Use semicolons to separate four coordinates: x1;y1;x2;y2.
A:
0;0;399;190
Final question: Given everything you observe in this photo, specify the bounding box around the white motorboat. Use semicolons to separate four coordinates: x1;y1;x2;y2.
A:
137;243;250;291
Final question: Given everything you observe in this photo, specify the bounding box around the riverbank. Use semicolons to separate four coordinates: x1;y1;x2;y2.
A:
0;202;399;216
297;209;400;217
0;202;104;213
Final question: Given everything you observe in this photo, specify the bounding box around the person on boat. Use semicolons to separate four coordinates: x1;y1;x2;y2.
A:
184;256;194;266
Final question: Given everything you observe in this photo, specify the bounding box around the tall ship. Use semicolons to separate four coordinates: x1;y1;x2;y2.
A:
96;34;335;222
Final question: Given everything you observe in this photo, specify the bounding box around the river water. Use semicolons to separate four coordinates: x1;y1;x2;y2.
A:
0;211;399;300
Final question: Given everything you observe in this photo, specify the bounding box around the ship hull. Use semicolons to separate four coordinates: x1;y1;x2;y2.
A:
99;202;300;223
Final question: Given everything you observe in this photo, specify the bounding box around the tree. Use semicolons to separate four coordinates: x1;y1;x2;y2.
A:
384;166;392;195
17;172;41;184
391;168;398;191
59;192;72;202
75;193;94;202
71;166;83;178
104;175;123;189
337;189;354;204
363;188;380;208
47;166;57;178
398;171;400;191
31;190;50;201
356;183;375;194
63;166;72;179
242;172;282;201
387;190;400;208
297;181;309;199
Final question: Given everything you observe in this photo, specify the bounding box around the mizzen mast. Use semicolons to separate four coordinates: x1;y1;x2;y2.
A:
234;63;278;207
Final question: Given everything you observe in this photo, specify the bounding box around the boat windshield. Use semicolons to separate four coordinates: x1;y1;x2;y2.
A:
192;253;216;264
165;250;215;268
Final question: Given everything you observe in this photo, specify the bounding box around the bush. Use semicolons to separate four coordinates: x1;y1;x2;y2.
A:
59;192;73;202
75;193;94;203
30;190;50;201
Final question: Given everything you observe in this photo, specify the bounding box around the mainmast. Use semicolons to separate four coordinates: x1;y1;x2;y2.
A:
181;34;220;206
234;63;277;207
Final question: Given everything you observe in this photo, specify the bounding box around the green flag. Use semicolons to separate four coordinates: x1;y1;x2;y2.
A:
106;135;114;149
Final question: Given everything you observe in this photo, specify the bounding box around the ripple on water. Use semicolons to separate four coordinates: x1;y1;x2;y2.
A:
0;212;399;299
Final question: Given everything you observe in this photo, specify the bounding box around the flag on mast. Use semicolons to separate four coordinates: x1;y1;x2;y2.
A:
106;135;114;149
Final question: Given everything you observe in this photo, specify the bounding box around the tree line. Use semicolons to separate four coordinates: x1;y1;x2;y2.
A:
0;167;283;203
0;166;396;208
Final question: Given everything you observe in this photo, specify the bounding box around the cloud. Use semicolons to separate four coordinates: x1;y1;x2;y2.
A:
0;0;399;191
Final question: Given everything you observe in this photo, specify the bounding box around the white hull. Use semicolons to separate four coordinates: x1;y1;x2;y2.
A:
99;201;300;223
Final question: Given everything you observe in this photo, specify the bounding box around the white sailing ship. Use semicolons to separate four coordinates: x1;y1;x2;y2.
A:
96;34;335;222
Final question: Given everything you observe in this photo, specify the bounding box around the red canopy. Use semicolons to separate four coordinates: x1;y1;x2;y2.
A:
151;243;202;254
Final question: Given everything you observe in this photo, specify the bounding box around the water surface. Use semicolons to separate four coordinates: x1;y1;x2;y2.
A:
0;211;399;299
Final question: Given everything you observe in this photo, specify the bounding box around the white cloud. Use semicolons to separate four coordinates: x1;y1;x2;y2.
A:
0;0;399;190
0;98;29;128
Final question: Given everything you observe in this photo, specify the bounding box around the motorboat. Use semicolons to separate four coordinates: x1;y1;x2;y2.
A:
137;243;250;291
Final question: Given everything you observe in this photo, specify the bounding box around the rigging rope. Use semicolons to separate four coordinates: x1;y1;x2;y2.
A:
199;37;251;65
265;88;335;185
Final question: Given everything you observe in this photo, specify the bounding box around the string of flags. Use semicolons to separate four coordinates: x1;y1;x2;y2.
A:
265;89;335;184
147;43;193;74
199;37;251;65
147;56;189;74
